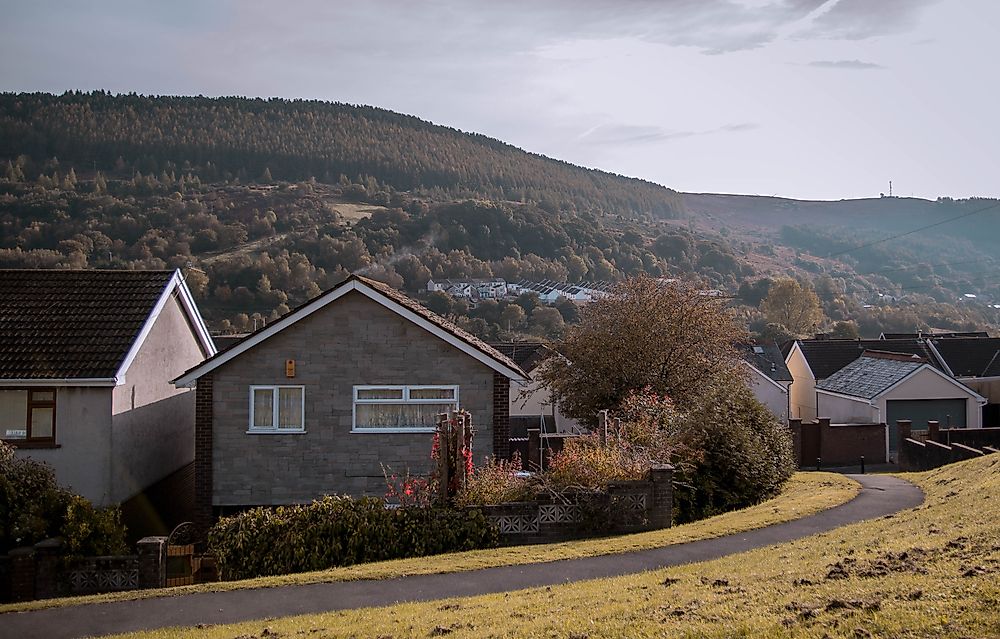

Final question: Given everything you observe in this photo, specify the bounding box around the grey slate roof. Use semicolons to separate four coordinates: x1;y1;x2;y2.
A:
489;342;552;373
792;338;941;379
815;353;925;400
0;269;175;379
742;343;793;383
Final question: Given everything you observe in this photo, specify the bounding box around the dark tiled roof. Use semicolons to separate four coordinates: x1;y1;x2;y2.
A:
816;353;924;400
741;343;793;383
794;338;940;380
0;269;174;379
211;334;249;353
929;337;1000;378
881;331;989;339
488;342;552;372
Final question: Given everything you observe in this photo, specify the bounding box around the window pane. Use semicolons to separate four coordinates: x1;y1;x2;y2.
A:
30;407;54;439
357;388;403;400
253;388;274;428
31;391;55;402
0;390;27;439
409;388;455;400
355;402;453;429
277;387;303;429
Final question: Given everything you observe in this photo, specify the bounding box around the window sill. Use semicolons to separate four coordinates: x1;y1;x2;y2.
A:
2;441;61;449
351;428;437;434
245;429;307;435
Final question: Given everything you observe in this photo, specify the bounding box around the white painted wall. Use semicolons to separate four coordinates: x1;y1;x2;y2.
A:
745;364;790;422
786;345;817;421
511;379;584;433
13;387;115;505
111;294;207;502
817;392;877;424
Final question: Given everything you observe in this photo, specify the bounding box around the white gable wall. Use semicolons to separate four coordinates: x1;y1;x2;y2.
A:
745;364;790;422
786;344;817;421
876;366;983;429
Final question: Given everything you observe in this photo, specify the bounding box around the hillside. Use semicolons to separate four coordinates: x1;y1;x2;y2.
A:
0;91;997;338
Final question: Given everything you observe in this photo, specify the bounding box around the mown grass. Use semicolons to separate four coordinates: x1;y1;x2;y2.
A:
0;472;856;615
107;456;1000;639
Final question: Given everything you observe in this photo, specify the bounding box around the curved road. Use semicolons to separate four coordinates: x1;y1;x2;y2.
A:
0;474;923;639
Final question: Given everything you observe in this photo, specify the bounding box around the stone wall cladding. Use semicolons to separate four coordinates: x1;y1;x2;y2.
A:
210;292;496;506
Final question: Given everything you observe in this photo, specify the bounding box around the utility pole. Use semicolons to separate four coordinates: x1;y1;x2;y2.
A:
889;180;893;197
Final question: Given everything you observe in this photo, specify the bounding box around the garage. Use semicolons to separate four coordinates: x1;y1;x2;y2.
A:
886;398;968;455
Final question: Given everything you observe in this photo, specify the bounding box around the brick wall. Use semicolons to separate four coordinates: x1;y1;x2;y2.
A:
208;292;498;507
492;372;510;460
897;421;1000;471
790;418;887;467
194;374;214;535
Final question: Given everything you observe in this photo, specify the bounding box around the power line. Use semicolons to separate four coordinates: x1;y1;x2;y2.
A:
825;200;1000;259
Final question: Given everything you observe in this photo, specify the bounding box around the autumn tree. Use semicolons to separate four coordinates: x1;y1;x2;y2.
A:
759;278;823;337
537;276;748;423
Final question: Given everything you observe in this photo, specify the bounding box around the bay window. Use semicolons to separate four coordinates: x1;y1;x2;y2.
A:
352;385;458;432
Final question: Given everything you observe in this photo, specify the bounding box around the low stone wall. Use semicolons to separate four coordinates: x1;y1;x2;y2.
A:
897;420;1000;471
1;536;167;602
479;465;673;545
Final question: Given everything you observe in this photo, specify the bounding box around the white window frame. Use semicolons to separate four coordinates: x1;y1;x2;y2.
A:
247;385;306;434
352;385;459;433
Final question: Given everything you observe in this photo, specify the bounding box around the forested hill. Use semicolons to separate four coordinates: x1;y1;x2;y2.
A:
0;91;682;219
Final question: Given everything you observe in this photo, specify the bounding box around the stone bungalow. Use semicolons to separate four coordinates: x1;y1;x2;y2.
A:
173;274;529;530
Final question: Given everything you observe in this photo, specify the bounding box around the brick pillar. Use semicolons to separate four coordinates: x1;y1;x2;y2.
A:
647;464;674;529
927;420;940;442
9;547;35;602
137;537;168;589
492;372;510;460
194;374;214;536
33;538;63;599
897;419;912;447
788;418;802;467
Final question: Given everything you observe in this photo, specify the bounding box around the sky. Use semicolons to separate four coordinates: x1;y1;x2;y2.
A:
1;0;998;201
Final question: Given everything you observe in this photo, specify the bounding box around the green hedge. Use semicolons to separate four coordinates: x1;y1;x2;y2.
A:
208;496;499;580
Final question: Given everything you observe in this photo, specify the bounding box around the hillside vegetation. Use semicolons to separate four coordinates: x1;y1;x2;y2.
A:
1;91;997;338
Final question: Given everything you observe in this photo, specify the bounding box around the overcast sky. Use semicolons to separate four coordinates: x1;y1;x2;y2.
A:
2;0;998;200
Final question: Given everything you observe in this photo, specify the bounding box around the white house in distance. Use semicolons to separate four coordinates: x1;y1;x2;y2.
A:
741;343;793;422
815;350;986;454
0;269;216;507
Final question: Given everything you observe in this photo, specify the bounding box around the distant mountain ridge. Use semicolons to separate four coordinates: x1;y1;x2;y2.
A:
0;91;683;219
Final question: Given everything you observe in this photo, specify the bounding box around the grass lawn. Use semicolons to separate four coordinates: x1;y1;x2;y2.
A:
105;456;1000;639
0;472;857;615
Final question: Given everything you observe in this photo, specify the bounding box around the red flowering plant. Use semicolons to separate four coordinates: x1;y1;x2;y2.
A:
382;466;435;508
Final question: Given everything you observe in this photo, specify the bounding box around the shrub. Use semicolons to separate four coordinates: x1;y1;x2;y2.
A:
671;382;796;523
454;453;534;506
0;441;127;556
208;495;498;580
545;434;648;490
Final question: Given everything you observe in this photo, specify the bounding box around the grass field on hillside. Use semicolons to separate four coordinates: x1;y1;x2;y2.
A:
0;473;856;615
110;457;1000;639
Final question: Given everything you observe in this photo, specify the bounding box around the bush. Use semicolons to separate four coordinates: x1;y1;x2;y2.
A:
0;441;127;556
671;383;796;523
545;434;649;490
208;495;499;580
454;453;534;506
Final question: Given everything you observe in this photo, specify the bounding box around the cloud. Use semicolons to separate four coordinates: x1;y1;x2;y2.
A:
579;121;757;146
800;0;942;40
808;59;886;70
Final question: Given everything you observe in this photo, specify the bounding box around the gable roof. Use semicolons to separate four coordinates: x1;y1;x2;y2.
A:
741;343;793;383
173;274;529;387
0;269;215;384
815;352;927;400
927;337;1000;378
793;338;941;380
488;342;552;373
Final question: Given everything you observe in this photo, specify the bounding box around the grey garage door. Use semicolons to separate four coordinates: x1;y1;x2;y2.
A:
886;398;967;454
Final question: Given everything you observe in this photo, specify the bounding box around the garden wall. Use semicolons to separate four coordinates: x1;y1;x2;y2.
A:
478;465;674;544
789;418;887;468
896;420;1000;471
1;536;168;602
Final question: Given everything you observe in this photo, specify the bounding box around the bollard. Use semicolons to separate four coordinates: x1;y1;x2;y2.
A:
816;457;821;471
860;455;865;474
